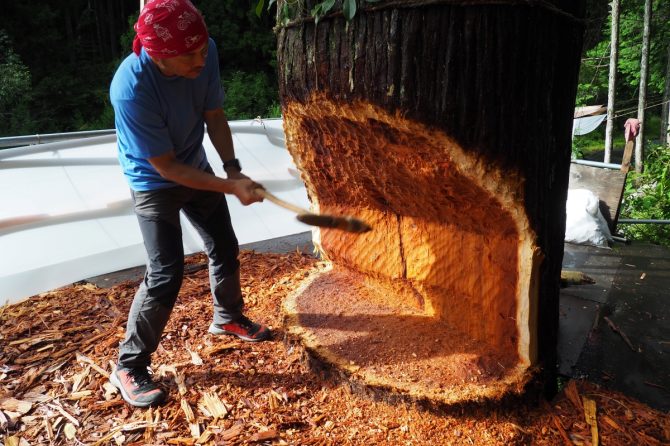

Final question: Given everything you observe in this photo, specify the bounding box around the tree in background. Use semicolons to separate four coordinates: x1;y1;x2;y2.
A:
196;0;279;119
0;31;33;136
2;0;139;136
1;0;279;137
576;0;670;149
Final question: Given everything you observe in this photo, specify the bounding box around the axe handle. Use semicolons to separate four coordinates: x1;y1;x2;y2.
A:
254;187;372;233
254;188;309;215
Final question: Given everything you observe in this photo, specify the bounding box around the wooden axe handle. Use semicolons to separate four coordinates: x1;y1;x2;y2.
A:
254;188;372;233
254;188;309;215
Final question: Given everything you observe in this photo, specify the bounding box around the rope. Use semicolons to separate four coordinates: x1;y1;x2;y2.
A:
612;99;670;119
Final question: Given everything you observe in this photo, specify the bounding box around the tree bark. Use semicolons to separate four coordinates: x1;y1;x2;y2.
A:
636;0;652;173
605;0;620;163
278;0;585;401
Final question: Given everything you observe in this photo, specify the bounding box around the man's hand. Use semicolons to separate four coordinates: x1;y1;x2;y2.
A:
230;179;264;206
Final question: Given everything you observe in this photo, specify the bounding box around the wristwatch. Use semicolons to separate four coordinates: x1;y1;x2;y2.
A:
223;158;242;172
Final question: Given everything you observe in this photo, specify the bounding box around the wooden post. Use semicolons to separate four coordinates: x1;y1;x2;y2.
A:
604;0;620;164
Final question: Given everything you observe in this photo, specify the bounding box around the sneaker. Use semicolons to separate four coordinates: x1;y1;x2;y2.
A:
109;367;166;407
208;315;272;342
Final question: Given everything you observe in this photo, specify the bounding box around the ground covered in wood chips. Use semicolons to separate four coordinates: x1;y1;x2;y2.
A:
1;251;668;445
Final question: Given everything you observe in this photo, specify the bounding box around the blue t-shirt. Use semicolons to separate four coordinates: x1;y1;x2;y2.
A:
110;38;224;191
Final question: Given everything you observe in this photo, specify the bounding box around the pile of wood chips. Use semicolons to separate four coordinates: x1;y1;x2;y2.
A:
1;250;668;445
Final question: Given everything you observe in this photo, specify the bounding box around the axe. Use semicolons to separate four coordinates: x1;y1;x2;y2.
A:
254;188;372;234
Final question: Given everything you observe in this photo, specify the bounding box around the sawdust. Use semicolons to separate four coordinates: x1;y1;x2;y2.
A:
1;251;668;445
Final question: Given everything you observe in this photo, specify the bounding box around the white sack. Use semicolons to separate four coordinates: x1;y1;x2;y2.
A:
565;188;613;248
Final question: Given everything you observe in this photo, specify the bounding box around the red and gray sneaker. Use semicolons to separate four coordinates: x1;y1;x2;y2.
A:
109;367;166;407
208;315;272;342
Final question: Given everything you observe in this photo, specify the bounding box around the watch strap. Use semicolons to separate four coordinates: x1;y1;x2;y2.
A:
223;158;242;172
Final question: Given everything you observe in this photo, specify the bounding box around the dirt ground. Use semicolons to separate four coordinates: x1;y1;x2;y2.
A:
1;250;668;445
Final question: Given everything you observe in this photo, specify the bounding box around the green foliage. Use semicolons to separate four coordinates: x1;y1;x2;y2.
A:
576;1;670;110
257;0;383;25
620;144;670;245
120;13;140;55
198;0;277;73
222;70;280;120
0;31;33;135
312;0;336;24
342;0;357;21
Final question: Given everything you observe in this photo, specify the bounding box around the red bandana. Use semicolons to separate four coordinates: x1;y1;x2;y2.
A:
133;0;208;59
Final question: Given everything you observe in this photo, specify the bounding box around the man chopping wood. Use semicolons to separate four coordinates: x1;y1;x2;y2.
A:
109;0;271;407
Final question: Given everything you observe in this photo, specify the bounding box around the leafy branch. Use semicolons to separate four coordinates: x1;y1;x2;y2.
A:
255;0;382;25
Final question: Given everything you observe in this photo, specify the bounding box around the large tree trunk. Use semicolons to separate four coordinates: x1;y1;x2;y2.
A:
279;0;585;404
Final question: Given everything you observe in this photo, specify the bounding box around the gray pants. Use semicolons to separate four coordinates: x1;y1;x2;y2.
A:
118;184;243;369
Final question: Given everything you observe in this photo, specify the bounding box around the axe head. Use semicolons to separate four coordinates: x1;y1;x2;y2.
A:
296;213;372;233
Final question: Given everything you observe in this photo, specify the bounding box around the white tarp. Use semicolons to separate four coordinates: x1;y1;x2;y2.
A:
0;119;311;305
572;114;607;137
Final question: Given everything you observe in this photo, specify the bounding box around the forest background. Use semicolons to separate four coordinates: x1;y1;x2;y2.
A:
1;0;669;242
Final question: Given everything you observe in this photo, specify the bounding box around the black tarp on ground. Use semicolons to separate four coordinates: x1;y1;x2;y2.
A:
559;242;670;411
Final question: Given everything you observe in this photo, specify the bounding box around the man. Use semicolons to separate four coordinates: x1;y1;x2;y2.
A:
109;0;271;408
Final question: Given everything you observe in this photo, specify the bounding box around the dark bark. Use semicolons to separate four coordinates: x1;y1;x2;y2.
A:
278;0;585;398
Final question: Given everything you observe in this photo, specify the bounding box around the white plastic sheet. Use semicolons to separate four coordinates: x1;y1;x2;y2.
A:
0;119;311;305
572;114;607;137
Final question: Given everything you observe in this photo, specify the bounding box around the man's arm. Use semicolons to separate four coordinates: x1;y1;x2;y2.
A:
204;108;246;179
147;151;261;205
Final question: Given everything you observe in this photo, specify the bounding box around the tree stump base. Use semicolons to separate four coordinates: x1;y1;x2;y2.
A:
284;265;535;405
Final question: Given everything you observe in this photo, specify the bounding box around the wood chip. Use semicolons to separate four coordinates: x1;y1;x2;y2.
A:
0;398;32;415
564;380;582;411
1;252;668;446
71;366;90;393
102;381;119;400
0;410;9;430
43;416;54;442
602;415;622;431
64;422;77;440
76;351;109;378
144;407;154;444
4;436;20;446
202;342;239;357
198;392;229;419
220;423;244;441
250;429;279;442
583;397;599;446
188;349;203;366
195;428;213;444
68;390;93;400
47;402;79;427
552;415;573;446
180;398;200;438
167;438;196;445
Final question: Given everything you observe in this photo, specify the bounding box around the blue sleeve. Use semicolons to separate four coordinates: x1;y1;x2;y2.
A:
204;39;225;111
113;98;173;159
